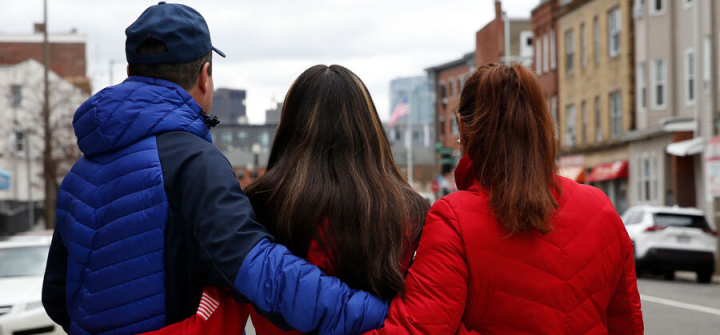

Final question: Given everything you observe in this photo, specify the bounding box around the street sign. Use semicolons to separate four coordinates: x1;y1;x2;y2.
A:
431;180;440;193
0;169;9;190
706;137;720;198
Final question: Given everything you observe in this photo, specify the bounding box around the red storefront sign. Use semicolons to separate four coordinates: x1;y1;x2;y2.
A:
586;161;629;183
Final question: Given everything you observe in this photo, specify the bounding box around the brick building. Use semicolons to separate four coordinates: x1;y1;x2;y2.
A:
532;0;560;140
0;23;90;94
476;0;533;67
426;52;475;169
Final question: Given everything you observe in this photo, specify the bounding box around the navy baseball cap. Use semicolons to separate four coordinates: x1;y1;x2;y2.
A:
125;1;225;65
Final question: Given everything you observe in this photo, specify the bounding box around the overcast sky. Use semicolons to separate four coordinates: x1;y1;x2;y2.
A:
1;0;540;123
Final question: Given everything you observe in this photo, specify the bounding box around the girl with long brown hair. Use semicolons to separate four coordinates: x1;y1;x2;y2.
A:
246;64;428;303
365;63;643;335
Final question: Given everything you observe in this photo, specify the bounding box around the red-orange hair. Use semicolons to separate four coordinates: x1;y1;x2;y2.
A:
457;63;561;234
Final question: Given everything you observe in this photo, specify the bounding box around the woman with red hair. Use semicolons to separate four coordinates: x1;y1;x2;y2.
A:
365;63;644;335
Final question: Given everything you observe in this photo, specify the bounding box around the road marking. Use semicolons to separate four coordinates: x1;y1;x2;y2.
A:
641;294;720;316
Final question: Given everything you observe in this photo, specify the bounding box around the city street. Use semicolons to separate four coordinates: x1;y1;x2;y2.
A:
242;272;720;334
639;272;720;334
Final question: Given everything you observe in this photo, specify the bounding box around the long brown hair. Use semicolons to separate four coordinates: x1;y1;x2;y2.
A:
457;63;561;234
245;65;428;299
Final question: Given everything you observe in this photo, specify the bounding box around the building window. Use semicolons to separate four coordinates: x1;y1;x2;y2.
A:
638;152;658;202
593;17;600;65
237;131;248;140
551;96;559;139
221;132;232;143
14;130;25;154
608;8;621;58
543;33;550;73
685;48;695;105
536;34;542;75
580;23;587;68
459;75;466;92
451;114;459;136
10;85;22;108
650;0;665;15
566;104;576;147
704;37;711;91
449;80;456;97
581;101;587;145
439;82;447;108
610;91;623;138
637;62;646;111
595;96;602;142
565;29;574;74
259;131;270;146
550;29;557;70
652;59;667;109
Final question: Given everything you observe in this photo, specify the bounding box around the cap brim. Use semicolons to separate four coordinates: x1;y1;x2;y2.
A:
212;46;226;58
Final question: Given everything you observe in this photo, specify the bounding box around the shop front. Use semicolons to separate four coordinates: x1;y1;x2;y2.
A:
587;160;629;214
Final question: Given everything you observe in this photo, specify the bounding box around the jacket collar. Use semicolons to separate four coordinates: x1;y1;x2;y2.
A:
73;76;212;156
454;154;476;191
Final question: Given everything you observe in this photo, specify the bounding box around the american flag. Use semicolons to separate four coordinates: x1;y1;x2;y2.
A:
389;97;409;126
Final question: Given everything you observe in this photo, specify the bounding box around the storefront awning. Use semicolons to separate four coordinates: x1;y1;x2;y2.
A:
666;137;704;157
558;166;585;183
586;161;628;183
0;169;9;190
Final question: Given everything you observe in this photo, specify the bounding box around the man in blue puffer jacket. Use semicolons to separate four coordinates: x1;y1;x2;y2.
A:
41;3;388;335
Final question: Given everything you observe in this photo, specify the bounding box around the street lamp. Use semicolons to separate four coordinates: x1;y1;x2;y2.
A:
251;143;261;179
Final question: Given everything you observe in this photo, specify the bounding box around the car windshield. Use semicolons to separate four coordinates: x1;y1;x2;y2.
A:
653;213;711;230
0;246;49;278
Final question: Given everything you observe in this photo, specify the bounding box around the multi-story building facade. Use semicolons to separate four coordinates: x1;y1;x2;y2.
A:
426;52;474;173
212;88;247;125
210;123;277;155
0;59;88;234
557;0;635;214
0;23;90;94
631;0;719;225
476;1;534;67
532;0;561;140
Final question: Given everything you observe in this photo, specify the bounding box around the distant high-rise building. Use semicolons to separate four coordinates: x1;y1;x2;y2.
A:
389;76;433;125
265;102;282;124
212;88;247;124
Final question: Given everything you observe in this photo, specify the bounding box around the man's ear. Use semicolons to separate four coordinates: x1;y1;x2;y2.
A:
198;62;210;94
126;65;130;77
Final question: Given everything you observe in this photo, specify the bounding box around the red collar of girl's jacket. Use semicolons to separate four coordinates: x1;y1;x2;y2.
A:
454;154;475;191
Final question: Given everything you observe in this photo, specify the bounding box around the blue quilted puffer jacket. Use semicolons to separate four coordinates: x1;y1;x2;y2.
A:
42;76;389;335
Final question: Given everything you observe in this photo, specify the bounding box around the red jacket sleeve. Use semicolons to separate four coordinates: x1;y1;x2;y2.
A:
606;232;644;335
365;199;472;335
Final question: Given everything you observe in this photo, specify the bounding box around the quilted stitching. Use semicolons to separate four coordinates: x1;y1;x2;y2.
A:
442;178;632;334
57;77;212;334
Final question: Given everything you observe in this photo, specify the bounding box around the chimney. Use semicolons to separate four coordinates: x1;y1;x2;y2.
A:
34;23;46;34
495;0;502;20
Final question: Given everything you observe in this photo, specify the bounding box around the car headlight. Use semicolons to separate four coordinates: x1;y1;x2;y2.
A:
23;301;44;312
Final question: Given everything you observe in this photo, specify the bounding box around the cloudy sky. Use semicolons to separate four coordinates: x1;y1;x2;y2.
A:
1;0;540;123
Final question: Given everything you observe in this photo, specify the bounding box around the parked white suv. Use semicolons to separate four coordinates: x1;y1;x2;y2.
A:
0;232;65;335
621;206;717;283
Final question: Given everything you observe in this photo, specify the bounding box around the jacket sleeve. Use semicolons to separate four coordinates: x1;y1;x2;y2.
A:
42;229;71;333
157;132;388;335
364;199;470;335
606;231;644;334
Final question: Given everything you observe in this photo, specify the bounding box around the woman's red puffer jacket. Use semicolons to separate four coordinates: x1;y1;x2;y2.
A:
366;155;644;335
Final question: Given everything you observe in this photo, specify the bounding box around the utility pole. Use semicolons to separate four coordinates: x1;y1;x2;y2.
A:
26;132;34;228
407;98;413;187
504;11;511;65
42;0;54;228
